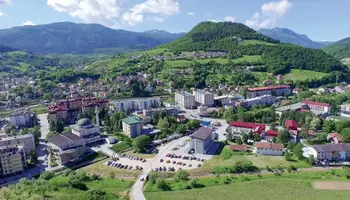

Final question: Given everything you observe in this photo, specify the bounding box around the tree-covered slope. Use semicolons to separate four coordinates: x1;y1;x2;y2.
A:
323;37;350;59
0;44;16;53
163;21;347;74
258;27;331;49
0;22;180;54
143;29;185;44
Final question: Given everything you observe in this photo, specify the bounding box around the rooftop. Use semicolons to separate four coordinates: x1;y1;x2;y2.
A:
248;85;291;92
255;142;284;150
76;118;92;127
191;127;214;140
266;130;279;137
275;103;304;112
312;143;350;152
48;133;83;148
230;145;248;151
122;116;141;125
229;121;266;134
303;101;331;107
0;134;34;142
10;107;32;116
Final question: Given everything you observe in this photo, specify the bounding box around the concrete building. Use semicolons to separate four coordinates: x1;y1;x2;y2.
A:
304;101;331;115
190;127;219;155
214;95;241;107
241;95;276;108
248;85;291;98
48;133;86;165
9;107;34;128
0;134;35;155
229;121;266;135
340;104;350;118
175;91;195;108
276;101;331;117
113;97;161;112
193;89;214;106
254;142;284;156
303;144;350;161
142;107;178;117
0;145;27;176
71;118;102;145
122;116;142;138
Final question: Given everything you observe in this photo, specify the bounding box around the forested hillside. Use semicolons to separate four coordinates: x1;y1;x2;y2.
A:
0;44;16;53
323;37;350;59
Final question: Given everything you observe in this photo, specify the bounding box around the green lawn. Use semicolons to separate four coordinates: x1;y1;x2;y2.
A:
111;142;133;153
252;71;270;82
241;40;277;46
30;105;49;114
284;69;328;81
145;177;350;200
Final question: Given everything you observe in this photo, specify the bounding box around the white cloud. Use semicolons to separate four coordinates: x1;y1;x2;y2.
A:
187;12;194;16
151;16;165;22
122;0;179;26
47;0;122;28
0;0;11;4
22;21;35;26
224;16;235;22
245;0;293;28
0;11;4;16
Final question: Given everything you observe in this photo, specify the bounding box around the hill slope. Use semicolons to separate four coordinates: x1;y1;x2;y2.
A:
0;22;181;54
143;29;185;44
323;37;350;59
0;44;16;53
258;27;331;49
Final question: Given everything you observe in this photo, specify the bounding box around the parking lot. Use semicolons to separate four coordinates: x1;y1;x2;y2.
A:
105;154;148;171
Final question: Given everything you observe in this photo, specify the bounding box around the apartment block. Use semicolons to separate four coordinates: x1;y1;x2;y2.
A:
248;85;292;98
0;145;27;176
9;107;34;128
113;97;161;112
193;89;214;106
0;134;35;155
175;91;195;108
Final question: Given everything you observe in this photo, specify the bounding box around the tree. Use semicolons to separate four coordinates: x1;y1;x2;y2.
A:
40;171;55;180
242;133;248;144
149;171;159;184
284;152;292;161
152;112;160;124
133;135;151;153
316;132;327;143
254;133;261;142
31;126;41;145
277;129;290;144
341;128;350;143
293;143;304;160
322;120;335;133
30;150;38;164
87;190;107;200
237;137;243;145
157;117;170;130
176;124;187;134
187;119;200;130
345;167;350;179
310;117;322;130
156;178;171;191
174;170;189;182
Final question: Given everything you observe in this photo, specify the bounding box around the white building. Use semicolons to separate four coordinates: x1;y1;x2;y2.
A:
175;91;195;108
71;118;102;145
0;134;35;155
241;95;276;108
190;127;219;155
193;89;214;106
0;145;27;176
113;97;161;112
9;107;33;128
254;142;284;156
302;144;350;161
248;85;292;98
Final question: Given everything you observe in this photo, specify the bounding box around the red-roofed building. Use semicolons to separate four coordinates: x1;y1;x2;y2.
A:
264;130;279;141
285;120;298;130
327;132;343;144
230;145;248;152
254;142;284;155
248;85;291;98
303;101;331;115
229;121;266;135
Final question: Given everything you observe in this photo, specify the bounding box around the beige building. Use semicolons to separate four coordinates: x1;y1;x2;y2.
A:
175;91;195;108
0;145;27;176
0;134;35;155
71;118;102;145
9;107;34;128
193;89;214;106
122;116;142;138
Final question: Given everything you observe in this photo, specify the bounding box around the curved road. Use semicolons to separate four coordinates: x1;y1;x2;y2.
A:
130;136;189;200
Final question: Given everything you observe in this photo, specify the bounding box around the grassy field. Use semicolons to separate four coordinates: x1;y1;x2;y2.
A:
145;170;350;200
284;69;328;81
252;71;270;82
79;159;141;179
123;150;156;159
0;105;48;118
47;176;133;200
241;40;277;46
111;142;133;152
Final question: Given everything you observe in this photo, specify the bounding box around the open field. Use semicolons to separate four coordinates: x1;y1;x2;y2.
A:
0;105;48;118
123;150;156;159
284;69;328;81
241;40;277;46
313;181;350;190
145;170;350;200
79;159;141;179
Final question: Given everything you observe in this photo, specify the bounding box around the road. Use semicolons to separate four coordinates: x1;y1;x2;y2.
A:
130;136;189;200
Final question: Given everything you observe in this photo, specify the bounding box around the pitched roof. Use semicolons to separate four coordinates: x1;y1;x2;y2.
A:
266;130;279;137
230;145;248;151
327;132;343;143
255;142;284;150
312;144;350;152
48;133;83;148
191;127;214;140
229;122;265;131
285;120;298;129
248;85;291;92
303;101;331;107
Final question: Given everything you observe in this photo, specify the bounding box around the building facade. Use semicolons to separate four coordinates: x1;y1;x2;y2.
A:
175;91;195;108
303;144;350;161
241;95;276;108
0;134;35;155
303;101;331;115
9;108;34;128
71;118;101;145
190;127;218;155
0;145;27;176
122;116;142;138
248;85;292;98
193;89;214;106
229;121;266;135
113;97;161;112
142;107;178;117
254;142;284;156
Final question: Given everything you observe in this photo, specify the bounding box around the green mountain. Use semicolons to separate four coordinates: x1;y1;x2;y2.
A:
0;44;16;53
258;27;332;49
0;22;182;54
143;29;185;43
323;37;350;59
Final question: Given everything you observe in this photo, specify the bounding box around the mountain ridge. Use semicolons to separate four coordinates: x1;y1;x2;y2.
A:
323;37;350;59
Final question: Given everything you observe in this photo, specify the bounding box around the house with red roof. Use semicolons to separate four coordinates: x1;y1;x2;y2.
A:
248;85;291;98
303;101;331;115
254;142;284;156
285;120;298;130
327;133;343;144
230;145;248;152
229;121;266;135
264;130;279;141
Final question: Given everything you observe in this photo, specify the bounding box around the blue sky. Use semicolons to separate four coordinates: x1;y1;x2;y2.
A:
0;0;349;41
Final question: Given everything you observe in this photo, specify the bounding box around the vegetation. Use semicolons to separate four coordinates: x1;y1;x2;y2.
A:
284;69;328;81
323;37;350;59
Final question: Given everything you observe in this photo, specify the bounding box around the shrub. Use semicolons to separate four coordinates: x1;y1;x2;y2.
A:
39;172;55;180
174;170;190;182
344;168;350;179
156;179;171;191
149;171;159;184
186;179;204;189
87;189;107;200
68;179;88;191
108;172;115;178
62;169;74;177
265;165;271;172
91;174;101;180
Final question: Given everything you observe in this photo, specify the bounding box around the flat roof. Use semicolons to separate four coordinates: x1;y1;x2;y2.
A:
191;127;213;140
122;116;141;125
248;85;291;92
48;133;83;148
275;103;304;112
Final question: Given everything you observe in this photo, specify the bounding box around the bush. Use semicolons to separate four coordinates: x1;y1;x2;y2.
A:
87;189;107;200
156;179;171;191
62;169;74;177
91;174;101;180
265;165;272;171
345;168;350;179
213;160;258;174
185;179;204;189
108;172;115;178
40;172;55;180
68;179;88;191
174;170;189;182
149;171;159;184
220;148;233;160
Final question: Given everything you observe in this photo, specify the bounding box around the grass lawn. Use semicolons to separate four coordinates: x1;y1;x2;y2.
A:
328;115;350;121
30;105;49;114
284;69;328;81
124;150;156;159
47;176;133;200
145;176;350;200
79;159;141;179
111;142;133;153
252;71;270;82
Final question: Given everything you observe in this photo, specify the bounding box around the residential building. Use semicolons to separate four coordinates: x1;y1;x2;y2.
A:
263;130;279;141
214;95;242;107
285;120;298;130
48;133;86;165
0;145;27;176
327;133;342;144
230;145;248;152
303;144;350;161
254;142;284;156
9;107;34;128
122;116;142;138
142;107;178;117
0;134;35;155
113;97;161;112
247;85;292;98
276;101;331;117
190;127;219;155
70;118;102;145
241;95;276;108
340;104;350;118
175;91;195;108
229;121;266;135
177;115;187;124
193;89;214;106
48;105;68;122
303;101;331;115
